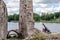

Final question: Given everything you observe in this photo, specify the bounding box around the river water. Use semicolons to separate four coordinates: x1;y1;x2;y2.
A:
8;22;60;33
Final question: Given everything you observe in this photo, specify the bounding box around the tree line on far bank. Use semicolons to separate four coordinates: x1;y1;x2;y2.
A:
8;14;19;22
8;12;60;22
40;12;60;21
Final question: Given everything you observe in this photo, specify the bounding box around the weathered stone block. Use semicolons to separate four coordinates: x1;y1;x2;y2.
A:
19;0;34;38
0;0;7;39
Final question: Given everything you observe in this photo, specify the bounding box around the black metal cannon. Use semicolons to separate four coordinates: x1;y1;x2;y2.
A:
42;23;51;33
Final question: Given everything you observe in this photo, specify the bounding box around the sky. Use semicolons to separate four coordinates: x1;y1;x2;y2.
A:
3;0;60;15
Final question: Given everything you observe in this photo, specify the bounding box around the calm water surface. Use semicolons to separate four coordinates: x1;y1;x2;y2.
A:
8;22;60;33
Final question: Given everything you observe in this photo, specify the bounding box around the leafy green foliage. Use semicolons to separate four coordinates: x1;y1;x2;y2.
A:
33;13;40;22
8;13;40;22
40;12;60;21
8;14;19;22
8;12;60;22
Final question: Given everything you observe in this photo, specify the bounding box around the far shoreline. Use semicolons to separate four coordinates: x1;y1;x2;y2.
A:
8;21;60;23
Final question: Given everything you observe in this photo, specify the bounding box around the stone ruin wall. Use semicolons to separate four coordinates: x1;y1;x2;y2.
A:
0;0;8;39
0;0;34;39
19;0;34;38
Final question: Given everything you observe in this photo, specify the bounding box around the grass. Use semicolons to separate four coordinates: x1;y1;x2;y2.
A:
6;33;48;40
40;18;60;23
2;33;60;40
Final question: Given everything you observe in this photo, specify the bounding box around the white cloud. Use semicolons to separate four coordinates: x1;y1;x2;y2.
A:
33;0;60;4
4;0;19;15
3;0;60;15
39;4;48;7
33;0;60;15
34;0;43;3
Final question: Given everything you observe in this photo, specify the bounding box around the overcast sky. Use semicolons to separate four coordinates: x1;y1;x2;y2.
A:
3;0;60;15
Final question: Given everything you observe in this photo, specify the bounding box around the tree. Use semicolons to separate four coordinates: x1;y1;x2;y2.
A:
33;13;40;22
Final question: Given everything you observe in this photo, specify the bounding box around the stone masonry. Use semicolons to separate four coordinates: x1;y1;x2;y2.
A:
19;0;34;38
0;0;34;39
0;0;7;39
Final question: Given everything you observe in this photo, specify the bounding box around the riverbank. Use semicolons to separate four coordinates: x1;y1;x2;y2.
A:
9;21;60;23
6;24;60;40
40;18;60;23
23;29;60;40
9;18;60;23
5;31;60;40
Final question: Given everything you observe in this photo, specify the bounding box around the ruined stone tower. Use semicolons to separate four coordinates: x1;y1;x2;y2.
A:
19;0;34;38
0;0;7;39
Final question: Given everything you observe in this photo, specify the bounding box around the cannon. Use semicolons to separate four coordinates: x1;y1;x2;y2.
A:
42;23;51;33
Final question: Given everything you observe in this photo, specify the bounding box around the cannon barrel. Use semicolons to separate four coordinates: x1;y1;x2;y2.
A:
42;23;51;33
